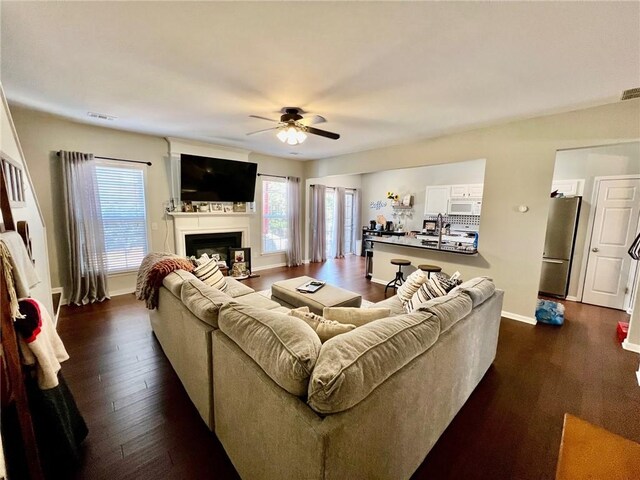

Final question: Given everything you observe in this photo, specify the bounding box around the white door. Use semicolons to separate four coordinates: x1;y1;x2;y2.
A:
582;178;640;309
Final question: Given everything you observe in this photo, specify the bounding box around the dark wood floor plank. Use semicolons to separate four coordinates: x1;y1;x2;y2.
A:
56;255;638;479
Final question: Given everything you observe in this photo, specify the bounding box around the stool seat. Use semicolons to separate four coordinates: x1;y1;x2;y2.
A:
418;264;441;273
391;258;411;266
385;259;412;296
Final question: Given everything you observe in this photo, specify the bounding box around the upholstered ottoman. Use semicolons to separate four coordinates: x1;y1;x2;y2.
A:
271;276;362;315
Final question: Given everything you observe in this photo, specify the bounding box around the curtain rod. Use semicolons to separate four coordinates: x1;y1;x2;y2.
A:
257;173;287;179
310;185;356;191
56;151;152;166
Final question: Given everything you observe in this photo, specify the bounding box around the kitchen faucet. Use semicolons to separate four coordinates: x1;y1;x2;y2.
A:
436;213;443;249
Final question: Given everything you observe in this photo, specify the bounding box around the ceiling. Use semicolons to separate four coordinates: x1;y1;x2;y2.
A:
1;2;638;160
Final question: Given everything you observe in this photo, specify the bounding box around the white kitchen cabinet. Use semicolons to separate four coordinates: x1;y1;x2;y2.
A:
467;184;484;198
424;186;450;215
449;184;468;198
450;183;484;198
552;179;584;196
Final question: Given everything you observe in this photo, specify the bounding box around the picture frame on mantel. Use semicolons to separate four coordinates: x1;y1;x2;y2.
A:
233;202;247;213
228;247;251;279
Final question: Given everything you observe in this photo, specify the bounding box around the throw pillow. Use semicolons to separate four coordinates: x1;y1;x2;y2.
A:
396;269;428;303
289;308;356;342
432;271;462;293
322;307;392;327
404;277;448;313
193;258;228;292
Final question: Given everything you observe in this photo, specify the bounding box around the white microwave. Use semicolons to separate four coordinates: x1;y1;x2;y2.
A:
448;199;482;216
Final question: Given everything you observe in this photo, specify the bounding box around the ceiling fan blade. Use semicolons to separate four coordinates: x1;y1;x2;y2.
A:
298;115;326;126
246;126;278;136
249;114;278;123
306;126;340;140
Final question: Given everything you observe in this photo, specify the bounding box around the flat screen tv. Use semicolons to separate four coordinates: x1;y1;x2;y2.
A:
180;154;258;202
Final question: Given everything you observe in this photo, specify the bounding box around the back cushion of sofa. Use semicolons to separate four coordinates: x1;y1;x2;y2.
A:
163;269;198;298
414;291;473;333
181;278;234;328
218;302;322;397
453;277;495;307
307;311;441;414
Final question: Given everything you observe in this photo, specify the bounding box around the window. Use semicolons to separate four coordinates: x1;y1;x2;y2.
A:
325;188;356;256
95;163;149;273
345;191;355;253
325;189;336;255
262;178;288;253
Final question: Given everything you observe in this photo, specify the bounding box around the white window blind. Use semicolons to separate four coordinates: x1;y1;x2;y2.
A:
262;178;288;254
95;164;149;273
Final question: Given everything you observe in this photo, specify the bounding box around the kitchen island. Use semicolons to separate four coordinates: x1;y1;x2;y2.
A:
368;235;483;287
369;235;478;255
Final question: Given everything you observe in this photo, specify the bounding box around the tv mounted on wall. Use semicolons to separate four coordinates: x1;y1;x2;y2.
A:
180;154;258;202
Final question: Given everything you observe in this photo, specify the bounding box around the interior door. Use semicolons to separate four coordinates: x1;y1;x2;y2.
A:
582;178;640;309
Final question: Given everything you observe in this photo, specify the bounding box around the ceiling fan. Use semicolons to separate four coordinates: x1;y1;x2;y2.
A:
247;107;340;145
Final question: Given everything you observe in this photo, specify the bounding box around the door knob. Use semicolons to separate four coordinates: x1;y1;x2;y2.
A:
592;247;599;252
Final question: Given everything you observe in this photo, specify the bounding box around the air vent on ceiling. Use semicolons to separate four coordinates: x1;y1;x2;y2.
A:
87;112;116;121
621;87;640;101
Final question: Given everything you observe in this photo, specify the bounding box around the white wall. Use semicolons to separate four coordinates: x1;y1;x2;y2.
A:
0;86;54;317
360;159;486;232
305;99;640;322
10;105;306;299
553;142;640;299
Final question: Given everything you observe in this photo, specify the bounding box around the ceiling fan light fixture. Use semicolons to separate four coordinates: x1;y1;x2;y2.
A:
278;125;306;146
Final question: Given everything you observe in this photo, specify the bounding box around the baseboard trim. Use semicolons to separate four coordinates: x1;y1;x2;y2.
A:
252;262;287;272
565;295;579;302
370;277;388;286
303;259;310;264
501;310;537;325
622;339;640;354
109;288;136;298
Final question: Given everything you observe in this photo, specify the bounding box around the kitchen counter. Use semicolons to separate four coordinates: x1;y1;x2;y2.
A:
369;235;478;255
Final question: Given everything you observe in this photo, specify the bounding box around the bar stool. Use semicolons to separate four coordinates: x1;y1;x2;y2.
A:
385;258;411;296
418;264;442;278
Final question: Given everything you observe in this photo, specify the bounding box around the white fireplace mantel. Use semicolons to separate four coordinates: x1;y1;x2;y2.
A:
168;212;251;256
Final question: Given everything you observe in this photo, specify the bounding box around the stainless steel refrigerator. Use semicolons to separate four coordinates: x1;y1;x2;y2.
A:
539;196;582;298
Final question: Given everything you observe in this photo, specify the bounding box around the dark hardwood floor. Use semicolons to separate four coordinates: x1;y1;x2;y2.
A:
56;255;640;479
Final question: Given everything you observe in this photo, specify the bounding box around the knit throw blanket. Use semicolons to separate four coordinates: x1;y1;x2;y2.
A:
136;253;194;309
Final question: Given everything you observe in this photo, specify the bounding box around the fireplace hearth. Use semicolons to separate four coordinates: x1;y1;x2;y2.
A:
185;231;242;264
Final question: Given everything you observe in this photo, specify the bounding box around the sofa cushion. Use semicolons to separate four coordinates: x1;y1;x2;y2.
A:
322;307;392;327
224;276;255;298
414;291;473;333
162;269;198;298
453;277;495;307
396;269;427;303
218;303;321;396
181;279;233;328
307;311;440;414
239;292;283;310
371;295;405;315
193;258;228;292
289;307;356;342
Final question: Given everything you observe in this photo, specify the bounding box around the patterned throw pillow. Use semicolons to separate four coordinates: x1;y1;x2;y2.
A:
404;277;448;313
289;307;356;342
193;258;227;292
433;271;462;293
397;269;428;303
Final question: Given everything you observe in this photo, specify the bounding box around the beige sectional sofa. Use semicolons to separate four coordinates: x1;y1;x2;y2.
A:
150;270;504;480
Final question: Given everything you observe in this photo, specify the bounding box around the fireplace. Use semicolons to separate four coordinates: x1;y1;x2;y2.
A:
184;231;242;264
